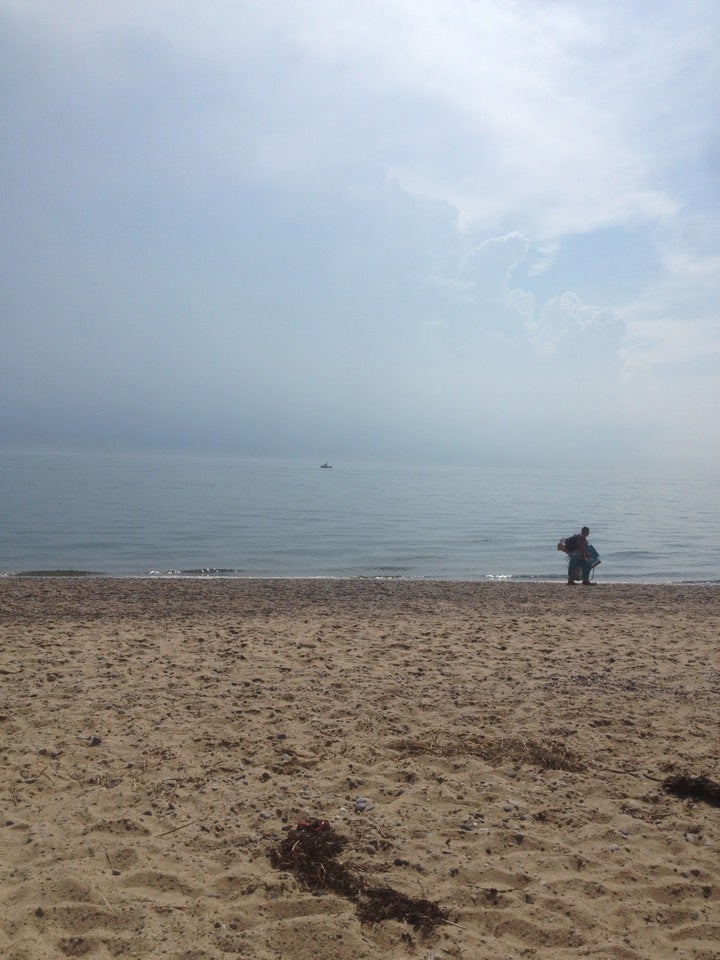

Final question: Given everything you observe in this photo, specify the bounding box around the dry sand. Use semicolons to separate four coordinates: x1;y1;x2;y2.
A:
1;578;718;960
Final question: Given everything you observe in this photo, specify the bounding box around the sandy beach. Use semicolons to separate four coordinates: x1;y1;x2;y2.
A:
1;578;718;960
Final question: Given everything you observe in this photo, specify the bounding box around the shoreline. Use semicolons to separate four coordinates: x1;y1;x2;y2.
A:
4;571;720;585
1;577;718;959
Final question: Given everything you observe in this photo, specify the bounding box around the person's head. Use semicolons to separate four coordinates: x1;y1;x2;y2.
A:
581;526;590;536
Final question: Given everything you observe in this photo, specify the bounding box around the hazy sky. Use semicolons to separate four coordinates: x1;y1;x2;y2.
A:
2;0;719;471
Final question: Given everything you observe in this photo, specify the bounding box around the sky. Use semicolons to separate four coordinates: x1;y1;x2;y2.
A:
1;0;719;473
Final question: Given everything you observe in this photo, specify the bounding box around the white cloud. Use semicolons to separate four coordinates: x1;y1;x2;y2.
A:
526;292;618;356
527;242;561;277
459;232;529;285
506;288;535;328
287;0;692;236
5;0;711;238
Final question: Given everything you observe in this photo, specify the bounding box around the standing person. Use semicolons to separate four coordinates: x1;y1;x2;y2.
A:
566;526;595;585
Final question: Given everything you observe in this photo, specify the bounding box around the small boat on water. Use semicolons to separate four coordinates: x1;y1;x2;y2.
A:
320;462;332;469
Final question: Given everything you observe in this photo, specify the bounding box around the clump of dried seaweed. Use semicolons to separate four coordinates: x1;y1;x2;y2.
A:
662;774;720;808
388;734;585;772
478;736;586;772
357;886;449;935
269;819;448;934
268;819;361;899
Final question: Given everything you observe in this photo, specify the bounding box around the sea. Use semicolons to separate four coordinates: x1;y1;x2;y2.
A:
1;450;718;583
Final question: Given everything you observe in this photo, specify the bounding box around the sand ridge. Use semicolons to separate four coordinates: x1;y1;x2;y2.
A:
1;579;718;959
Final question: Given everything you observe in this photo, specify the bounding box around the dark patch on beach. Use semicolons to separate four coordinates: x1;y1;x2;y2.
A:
269;819;360;899
15;569;97;578
388;734;585;772
662;774;720;807
269;819;448;934
356;886;448;933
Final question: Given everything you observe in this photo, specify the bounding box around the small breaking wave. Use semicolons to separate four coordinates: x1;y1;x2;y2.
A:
149;568;244;578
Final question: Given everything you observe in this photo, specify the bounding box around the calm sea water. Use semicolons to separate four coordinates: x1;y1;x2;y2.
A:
1;450;718;582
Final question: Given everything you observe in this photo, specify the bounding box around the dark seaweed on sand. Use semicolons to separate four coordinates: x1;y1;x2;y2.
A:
662;774;720;807
269;819;361;900
357;886;448;934
269;819;448;934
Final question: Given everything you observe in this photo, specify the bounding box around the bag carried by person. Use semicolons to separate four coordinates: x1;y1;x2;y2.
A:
557;534;580;553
